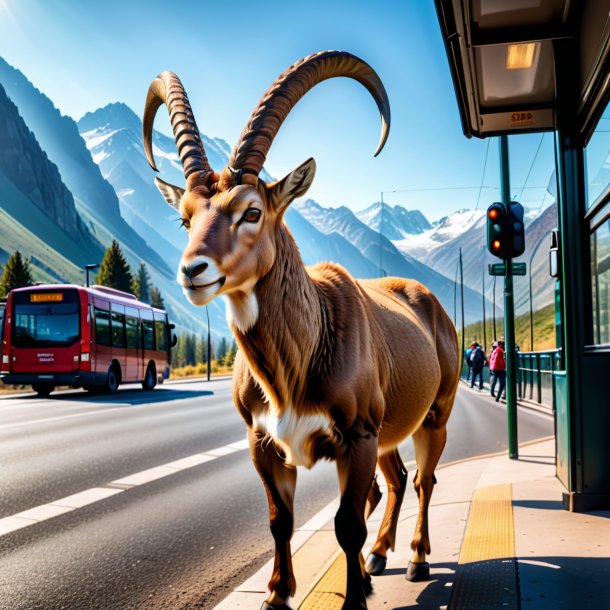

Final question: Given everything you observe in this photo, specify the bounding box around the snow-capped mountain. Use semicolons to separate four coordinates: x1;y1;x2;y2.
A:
391;205;557;317
294;198;494;322
393;209;486;262
356;201;431;240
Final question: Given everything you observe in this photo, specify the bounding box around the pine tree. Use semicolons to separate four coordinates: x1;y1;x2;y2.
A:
132;262;151;303
0;251;33;297
96;240;133;293
196;335;208;364
150;286;165;309
216;336;228;367
225;339;238;367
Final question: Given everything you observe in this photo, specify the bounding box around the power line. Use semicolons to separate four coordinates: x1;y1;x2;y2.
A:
516;133;545;201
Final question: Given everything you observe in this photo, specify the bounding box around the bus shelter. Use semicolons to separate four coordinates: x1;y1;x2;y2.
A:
435;0;610;510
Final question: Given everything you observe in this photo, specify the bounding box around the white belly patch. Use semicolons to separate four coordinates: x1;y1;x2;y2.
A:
254;407;332;468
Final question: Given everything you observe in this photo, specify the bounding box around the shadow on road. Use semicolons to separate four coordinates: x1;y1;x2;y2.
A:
15;387;214;406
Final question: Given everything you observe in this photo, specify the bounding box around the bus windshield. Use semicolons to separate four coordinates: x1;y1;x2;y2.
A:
12;290;80;348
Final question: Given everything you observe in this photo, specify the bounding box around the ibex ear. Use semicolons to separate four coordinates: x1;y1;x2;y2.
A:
154;176;185;210
268;157;316;213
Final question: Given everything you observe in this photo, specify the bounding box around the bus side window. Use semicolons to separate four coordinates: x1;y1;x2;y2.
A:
142;319;155;351
125;315;139;349
154;316;167;351
111;312;126;348
94;308;111;346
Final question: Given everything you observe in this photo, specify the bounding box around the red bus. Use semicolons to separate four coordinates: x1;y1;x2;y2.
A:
0;284;176;396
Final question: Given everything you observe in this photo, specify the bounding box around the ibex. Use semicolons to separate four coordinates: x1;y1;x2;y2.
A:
143;50;459;610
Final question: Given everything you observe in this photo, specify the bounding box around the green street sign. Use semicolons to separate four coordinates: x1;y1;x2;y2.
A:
512;262;527;276
488;262;527;276
489;262;506;276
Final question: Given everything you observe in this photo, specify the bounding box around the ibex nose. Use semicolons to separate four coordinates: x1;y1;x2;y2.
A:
182;261;208;279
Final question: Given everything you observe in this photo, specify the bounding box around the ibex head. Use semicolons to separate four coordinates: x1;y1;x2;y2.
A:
143;51;390;330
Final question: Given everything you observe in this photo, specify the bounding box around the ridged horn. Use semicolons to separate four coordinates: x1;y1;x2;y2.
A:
143;71;211;179
229;50;390;178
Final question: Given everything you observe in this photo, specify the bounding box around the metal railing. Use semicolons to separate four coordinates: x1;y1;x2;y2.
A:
517;349;562;410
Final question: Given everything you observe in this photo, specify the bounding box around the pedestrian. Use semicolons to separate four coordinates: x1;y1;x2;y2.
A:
465;342;475;381
470;342;487;390
490;339;506;402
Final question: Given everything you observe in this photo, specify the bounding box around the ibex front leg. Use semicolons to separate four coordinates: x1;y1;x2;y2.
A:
335;429;378;610
248;428;297;610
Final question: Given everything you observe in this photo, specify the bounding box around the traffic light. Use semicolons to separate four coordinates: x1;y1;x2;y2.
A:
508;201;525;258
486;201;526;259
487;203;507;258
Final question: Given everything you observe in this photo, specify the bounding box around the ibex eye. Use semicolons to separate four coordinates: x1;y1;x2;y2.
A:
243;208;261;223
180;218;191;230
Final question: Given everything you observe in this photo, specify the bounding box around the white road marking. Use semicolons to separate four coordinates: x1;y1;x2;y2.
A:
0;437;249;537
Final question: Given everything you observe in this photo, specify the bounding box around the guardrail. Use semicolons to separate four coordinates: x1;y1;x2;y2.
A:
517;349;562;410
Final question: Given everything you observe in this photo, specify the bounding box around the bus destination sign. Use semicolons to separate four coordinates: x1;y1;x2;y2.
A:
30;293;64;303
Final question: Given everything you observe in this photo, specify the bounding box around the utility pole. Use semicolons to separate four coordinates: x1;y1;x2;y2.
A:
459;247;465;373
206;305;211;382
499;135;518;459
85;263;99;288
492;274;497;340
482;262;487;352
379;192;383;277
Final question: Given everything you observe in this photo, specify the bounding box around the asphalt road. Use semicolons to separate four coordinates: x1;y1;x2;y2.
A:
0;378;553;610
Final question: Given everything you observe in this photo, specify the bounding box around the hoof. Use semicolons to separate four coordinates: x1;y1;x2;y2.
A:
261;602;293;610
341;601;367;610
362;571;373;596
406;560;430;582
365;552;387;576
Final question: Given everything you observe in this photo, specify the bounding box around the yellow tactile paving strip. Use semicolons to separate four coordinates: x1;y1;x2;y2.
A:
299;484;518;610
449;483;518;609
299;551;345;609
458;483;515;563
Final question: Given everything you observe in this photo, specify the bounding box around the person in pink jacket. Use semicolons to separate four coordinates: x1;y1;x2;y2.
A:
490;339;506;402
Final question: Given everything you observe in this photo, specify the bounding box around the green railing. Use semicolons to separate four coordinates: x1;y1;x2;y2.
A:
517;349;562;410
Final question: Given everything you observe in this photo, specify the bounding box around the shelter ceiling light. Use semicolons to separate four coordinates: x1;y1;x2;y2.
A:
506;43;538;69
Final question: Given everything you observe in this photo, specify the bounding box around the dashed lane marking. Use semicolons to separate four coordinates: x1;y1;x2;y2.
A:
0;437;250;537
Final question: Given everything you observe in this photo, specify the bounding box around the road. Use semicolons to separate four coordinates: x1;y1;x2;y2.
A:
0;378;553;610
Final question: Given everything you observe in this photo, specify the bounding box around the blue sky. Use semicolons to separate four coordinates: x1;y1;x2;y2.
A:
0;0;556;221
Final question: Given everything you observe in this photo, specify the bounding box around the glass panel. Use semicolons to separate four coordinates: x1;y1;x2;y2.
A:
155;321;167;352
12;290;80;348
111;312;125;348
94;308;110;346
125;315;140;349
585;102;610;209
142;319;155;351
591;221;610;345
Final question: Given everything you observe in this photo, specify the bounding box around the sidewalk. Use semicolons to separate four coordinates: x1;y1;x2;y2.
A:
215;435;610;609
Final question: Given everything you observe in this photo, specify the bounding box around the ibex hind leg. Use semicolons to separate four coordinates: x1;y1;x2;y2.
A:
407;417;447;582
365;448;408;576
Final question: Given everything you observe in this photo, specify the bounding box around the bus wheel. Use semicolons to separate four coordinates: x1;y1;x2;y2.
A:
32;383;55;397
104;365;120;394
142;365;156;391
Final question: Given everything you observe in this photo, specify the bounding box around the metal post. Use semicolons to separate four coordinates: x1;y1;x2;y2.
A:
482;263;487;352
459;247;465;374
379;192;383;277
206;305;211;382
492;274;497;339
500;135;518;459
85;263;99;288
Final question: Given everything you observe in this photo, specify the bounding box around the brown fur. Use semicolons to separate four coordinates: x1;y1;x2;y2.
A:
147;53;459;610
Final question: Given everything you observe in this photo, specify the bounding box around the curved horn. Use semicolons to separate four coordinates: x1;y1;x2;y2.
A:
143;71;211;179
229;50;390;178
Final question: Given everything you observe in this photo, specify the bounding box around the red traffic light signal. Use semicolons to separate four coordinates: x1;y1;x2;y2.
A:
487;203;507;258
486;202;526;259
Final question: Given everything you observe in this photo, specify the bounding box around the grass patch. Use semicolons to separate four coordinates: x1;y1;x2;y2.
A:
459;302;557;352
